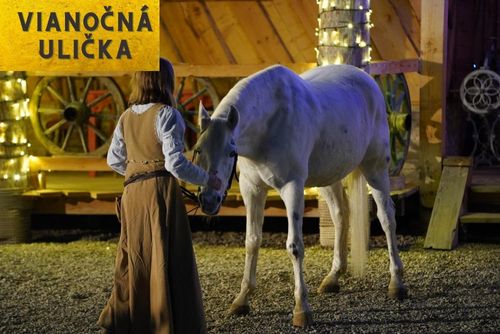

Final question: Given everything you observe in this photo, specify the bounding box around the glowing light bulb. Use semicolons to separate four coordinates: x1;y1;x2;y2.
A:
347;23;353;29
3;174;8;180
334;55;343;64
13;174;21;181
359;41;367;48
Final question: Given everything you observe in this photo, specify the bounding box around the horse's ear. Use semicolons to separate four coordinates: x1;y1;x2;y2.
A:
227;105;239;130
198;101;210;132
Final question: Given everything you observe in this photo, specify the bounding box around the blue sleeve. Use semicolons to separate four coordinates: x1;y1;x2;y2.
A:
156;106;209;186
107;114;127;175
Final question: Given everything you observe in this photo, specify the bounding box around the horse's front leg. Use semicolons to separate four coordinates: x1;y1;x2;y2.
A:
318;182;349;293
280;180;313;328
229;174;267;315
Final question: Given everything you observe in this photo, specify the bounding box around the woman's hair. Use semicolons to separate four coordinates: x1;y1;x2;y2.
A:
128;58;176;106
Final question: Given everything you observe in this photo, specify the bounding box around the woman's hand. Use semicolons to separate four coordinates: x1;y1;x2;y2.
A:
208;172;222;191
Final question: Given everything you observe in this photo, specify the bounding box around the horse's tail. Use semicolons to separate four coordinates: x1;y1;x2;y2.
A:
346;168;369;276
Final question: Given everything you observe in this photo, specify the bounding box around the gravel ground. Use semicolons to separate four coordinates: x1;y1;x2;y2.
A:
0;231;499;334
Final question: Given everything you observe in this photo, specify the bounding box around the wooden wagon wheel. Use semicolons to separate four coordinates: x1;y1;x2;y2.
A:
30;76;125;156
175;77;220;149
374;73;412;176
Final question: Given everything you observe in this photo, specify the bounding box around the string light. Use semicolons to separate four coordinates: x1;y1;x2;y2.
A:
316;1;371;68
0;72;30;188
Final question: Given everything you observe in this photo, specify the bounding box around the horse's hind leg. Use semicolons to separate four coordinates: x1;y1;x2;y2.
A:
229;173;267;316
317;182;349;293
361;165;407;299
280;180;313;328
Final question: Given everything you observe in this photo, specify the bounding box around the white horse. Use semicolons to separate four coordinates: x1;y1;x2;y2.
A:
194;64;407;328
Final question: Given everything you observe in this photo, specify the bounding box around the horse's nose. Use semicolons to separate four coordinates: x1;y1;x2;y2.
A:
216;195;222;203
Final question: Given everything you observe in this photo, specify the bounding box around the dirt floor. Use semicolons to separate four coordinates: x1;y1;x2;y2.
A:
0;228;499;334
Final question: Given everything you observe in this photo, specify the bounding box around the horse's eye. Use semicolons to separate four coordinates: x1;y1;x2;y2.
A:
229;150;236;158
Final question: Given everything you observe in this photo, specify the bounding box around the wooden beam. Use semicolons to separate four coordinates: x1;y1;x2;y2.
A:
387;0;421;57
173;63;317;77
424;156;471;250
227;1;294;63
419;0;449;207
29;156;111;172
160;17;185;63
367;59;419;75
257;1;294;63
199;1;237;64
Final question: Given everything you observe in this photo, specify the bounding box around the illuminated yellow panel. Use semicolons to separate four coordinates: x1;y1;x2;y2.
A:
0;0;159;71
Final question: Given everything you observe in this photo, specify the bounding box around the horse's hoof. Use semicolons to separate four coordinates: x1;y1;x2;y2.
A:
228;303;250;316
388;285;408;300
292;311;313;328
318;276;340;294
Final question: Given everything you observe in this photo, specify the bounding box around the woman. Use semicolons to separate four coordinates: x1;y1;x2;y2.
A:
98;58;221;333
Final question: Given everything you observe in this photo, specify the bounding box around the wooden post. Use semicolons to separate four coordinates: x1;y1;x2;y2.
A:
419;0;449;207
317;0;371;247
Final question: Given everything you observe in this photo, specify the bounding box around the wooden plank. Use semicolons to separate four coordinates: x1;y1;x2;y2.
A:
206;2;261;64
160;17;185;63
409;0;422;22
29;190;65;198
367;59;419;75
160;3;212;65
185;200;319;218
195;2;236;64
470;185;500;194
419;0;449;207
27;63;319;78
63;190;92;198
371;0;419;60
30;156;111;172
460;213;500;224
173;63;317;77
387;0;421;56
227;1;293;63
424;163;470;249
91;191;122;200
261;1;314;63
256;1;294;62
443;156;473;167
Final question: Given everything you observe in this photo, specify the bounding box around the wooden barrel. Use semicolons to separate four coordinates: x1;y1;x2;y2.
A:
318;198;335;247
0;189;32;243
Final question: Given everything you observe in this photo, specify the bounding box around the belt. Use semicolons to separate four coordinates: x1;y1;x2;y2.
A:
124;170;171;187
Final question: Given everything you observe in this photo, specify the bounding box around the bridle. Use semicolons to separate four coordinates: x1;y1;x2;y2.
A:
182;148;238;209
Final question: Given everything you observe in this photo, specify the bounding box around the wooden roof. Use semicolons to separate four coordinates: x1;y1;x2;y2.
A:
160;0;421;77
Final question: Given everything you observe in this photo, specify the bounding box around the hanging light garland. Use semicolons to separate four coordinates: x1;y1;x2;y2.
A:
316;0;371;68
0;71;30;189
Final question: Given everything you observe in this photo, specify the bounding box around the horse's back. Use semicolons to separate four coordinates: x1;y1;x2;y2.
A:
301;65;382;105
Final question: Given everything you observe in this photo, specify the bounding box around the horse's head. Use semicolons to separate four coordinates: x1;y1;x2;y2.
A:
194;102;239;215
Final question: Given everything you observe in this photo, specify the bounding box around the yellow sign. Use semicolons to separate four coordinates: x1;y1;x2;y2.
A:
0;0;159;72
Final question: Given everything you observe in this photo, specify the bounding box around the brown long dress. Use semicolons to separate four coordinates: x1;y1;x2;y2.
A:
98;104;207;334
